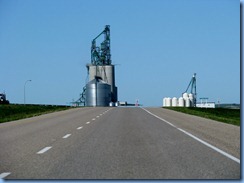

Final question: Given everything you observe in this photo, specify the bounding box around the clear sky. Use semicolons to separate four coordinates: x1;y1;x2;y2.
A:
0;0;240;106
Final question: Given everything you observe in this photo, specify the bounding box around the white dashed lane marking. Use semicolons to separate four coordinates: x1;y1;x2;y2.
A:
0;172;11;179
1;110;113;179
62;134;71;139
37;146;52;154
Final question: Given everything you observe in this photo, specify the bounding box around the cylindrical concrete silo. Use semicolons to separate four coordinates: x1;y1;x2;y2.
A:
183;93;188;100
87;65;114;86
189;93;194;107
104;65;115;87
172;97;178;107
166;97;172;107
185;97;191;107
87;64;96;81
178;97;184;107
104;65;117;102
163;97;167;107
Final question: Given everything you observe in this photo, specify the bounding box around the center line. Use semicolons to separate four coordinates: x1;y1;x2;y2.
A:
0;172;11;179
37;146;52;154
77;126;83;130
86;121;90;124
63;134;71;139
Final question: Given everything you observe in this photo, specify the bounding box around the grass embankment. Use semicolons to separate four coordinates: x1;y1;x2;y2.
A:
165;107;240;126
0;104;71;123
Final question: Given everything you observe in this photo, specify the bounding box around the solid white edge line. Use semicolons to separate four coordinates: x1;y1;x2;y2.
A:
37;146;52;154
177;128;240;164
141;107;240;164
141;107;176;127
0;172;11;179
63;134;71;139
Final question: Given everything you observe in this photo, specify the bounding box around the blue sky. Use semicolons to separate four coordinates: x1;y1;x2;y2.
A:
0;0;240;106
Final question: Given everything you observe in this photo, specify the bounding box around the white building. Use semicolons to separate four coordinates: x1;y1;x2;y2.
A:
196;103;215;108
196;98;215;108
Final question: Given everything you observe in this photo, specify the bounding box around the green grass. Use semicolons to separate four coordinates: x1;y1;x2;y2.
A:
164;107;240;126
0;104;71;123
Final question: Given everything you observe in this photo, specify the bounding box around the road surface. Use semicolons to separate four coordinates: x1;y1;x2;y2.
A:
0;107;240;179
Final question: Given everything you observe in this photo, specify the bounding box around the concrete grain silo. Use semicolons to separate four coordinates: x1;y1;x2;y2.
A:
172;97;178;107
178;97;184;107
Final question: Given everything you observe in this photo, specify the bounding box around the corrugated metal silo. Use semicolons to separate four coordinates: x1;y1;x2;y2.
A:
85;77;111;107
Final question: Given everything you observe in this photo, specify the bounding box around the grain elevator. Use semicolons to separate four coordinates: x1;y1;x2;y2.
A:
84;25;118;106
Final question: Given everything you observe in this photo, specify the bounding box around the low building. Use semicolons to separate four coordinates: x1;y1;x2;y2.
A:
196;102;215;108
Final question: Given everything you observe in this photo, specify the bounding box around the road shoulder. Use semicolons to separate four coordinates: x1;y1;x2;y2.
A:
144;107;240;159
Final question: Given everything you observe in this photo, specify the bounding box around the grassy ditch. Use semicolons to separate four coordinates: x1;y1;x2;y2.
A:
164;107;240;126
0;104;71;123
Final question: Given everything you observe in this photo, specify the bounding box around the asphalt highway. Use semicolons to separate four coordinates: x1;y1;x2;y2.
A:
0;107;240;179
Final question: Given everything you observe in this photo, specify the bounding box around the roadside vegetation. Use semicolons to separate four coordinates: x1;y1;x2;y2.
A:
164;107;240;126
0;104;71;123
